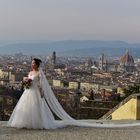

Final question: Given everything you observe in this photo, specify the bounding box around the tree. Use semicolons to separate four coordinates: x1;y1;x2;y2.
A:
123;83;140;99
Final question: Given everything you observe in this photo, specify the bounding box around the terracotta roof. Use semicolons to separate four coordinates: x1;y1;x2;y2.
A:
120;50;134;65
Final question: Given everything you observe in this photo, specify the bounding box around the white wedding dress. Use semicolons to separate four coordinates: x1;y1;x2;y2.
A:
7;68;140;129
7;71;67;129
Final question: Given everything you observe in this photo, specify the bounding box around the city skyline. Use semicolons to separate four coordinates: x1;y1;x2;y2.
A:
0;0;140;43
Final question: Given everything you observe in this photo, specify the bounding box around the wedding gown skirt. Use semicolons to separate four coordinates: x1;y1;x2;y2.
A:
7;74;66;129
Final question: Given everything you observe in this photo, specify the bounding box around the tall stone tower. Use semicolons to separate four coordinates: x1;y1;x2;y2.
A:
99;53;104;71
51;51;56;67
98;53;107;72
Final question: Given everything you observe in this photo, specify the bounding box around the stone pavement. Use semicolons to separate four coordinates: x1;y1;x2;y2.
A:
1;121;140;140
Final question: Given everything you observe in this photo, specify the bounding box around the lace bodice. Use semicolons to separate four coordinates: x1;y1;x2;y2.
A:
28;73;40;88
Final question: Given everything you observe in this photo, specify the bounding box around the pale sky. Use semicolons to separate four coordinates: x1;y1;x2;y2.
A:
0;0;140;42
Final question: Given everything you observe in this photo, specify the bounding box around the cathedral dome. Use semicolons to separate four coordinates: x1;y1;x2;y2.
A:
120;50;134;66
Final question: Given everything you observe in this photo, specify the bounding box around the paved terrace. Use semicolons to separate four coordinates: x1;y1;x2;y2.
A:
1;120;140;140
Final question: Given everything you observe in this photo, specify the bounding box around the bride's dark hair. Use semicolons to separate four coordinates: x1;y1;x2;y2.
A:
33;58;42;68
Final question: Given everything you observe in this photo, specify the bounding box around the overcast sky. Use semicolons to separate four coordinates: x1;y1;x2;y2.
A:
0;0;140;43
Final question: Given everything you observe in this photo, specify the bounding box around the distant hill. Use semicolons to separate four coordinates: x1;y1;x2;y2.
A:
0;40;140;57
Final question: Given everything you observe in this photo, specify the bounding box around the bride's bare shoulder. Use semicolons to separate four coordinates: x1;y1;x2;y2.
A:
29;71;39;76
29;71;33;74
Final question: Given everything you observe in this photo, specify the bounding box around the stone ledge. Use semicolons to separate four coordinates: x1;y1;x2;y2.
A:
1;121;140;140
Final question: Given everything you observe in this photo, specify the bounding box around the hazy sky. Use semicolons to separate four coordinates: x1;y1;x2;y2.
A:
0;0;140;42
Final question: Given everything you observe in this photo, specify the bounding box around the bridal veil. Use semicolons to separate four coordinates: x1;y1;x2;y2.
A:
38;68;140;128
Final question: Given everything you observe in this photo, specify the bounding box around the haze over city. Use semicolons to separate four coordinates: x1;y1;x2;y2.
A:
2;1;140;138
0;0;140;43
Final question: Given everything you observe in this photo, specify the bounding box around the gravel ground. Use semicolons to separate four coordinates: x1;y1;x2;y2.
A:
1;121;140;140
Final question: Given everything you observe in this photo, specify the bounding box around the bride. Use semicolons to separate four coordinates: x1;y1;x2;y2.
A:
7;58;140;129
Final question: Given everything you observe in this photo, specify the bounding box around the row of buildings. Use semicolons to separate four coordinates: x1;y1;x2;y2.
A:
0;50;138;99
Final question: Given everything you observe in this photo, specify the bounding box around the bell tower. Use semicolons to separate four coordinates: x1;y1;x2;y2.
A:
51;51;56;67
99;53;104;71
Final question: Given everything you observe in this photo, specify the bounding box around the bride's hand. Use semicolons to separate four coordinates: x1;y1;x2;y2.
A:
38;86;44;98
23;77;28;81
40;92;44;98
